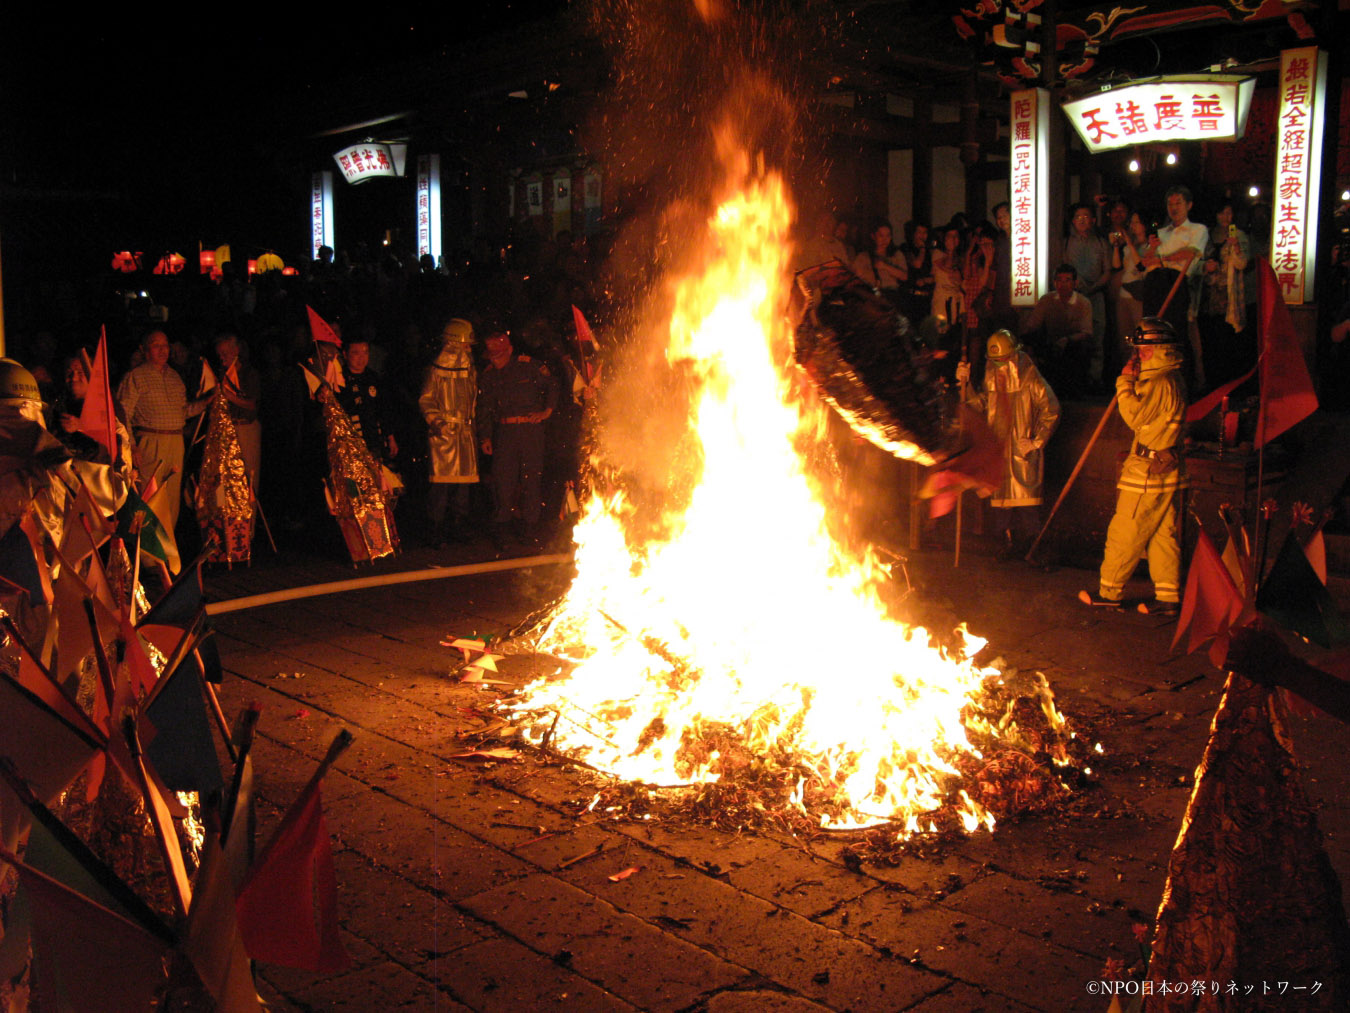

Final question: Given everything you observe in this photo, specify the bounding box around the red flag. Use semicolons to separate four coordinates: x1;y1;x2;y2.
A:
918;404;1003;518
0;850;169;1013
184;836;262;1012
306;305;342;347
571;304;598;347
1172;528;1244;656
1304;529;1327;585
78;327;119;464
1255;258;1317;447
0;670;102;851
235;779;350;971
1185;362;1257;424
17;509;53;607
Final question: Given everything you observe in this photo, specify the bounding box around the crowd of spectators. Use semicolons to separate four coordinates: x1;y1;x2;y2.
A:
6;184;1348;565
6;229;608;560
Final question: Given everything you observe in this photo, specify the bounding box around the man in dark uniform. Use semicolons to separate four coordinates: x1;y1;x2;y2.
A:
476;329;557;549
337;338;397;463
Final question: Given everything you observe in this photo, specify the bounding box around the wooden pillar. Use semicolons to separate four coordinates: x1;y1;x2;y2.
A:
913;93;933;227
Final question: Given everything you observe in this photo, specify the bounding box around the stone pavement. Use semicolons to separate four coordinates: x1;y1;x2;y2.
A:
201;537;1350;1012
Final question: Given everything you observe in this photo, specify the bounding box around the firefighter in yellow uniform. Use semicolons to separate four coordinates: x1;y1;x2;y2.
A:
1079;317;1187;614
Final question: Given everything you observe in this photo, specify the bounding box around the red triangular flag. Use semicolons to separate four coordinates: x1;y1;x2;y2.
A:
572;304;599;347
306;305;342;347
78;327;119;464
1304;529;1327;586
1172;528;1244;656
1255;258;1317;447
198;359;218;396
1185;362;1257;424
918;404;1004;518
0;850;170;1013
235;779;350;971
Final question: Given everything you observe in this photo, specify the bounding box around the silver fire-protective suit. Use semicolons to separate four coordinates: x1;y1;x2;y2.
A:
419;325;479;484
962;349;1060;507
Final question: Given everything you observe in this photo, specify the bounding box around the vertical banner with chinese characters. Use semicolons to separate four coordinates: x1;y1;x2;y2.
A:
311;171;334;262
1009;89;1049;308
416;154;442;264
526;178;544;217
1270;47;1327;305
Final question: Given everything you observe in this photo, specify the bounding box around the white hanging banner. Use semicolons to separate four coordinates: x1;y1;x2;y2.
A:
416;154;442;263
1009;88;1049;308
1061;76;1255;152
311;171;334;262
1270;47;1326;305
333;143;397;184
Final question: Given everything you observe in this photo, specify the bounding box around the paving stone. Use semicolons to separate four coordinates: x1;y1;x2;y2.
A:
460;873;748;1010
262;958;452;1011
851;900;1107;1012
197;543;1350;1013
254;928;385;998
333;850;492;966
428;936;639;1012
941;870;1136;959
723;843;874;918
327;793;531;898
552;847;949;1011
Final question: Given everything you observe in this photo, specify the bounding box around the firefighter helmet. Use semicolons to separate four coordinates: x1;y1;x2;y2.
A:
0;359;42;405
986;329;1016;361
1131;317;1182;346
441;318;474;345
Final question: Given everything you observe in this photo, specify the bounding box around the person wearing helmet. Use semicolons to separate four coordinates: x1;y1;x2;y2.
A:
1079;317;1188;614
420;318;480;546
956;330;1060;559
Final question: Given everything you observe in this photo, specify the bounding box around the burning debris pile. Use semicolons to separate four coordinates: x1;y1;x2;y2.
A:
452;149;1092;850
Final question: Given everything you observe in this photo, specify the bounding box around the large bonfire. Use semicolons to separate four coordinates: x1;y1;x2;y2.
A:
499;126;1084;840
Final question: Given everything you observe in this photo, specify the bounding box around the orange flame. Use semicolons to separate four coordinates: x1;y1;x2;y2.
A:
508;151;1059;837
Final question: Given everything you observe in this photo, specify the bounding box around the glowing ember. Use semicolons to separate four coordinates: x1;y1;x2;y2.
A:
506;143;1072;838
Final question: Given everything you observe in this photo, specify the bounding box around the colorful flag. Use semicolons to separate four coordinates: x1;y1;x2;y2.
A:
1172;528;1244;656
307;305;342;346
1185;362;1257;424
0;512;48;605
235;742;351;972
572;304;600;383
1255;258;1317;447
1257;533;1350;648
1304;529;1327;585
117;482;179;573
918;404;1003;518
198;359;218;396
0;670;102;851
184;835;263;1012
0;849;170;1013
78;327;119;463
144;649;224;796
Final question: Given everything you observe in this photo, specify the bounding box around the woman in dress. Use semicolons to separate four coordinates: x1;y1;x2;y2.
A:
931;225;966;326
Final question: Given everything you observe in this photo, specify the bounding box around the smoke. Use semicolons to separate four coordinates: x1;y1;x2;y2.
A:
581;0;812;517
